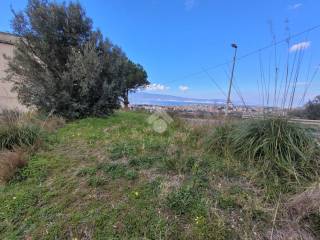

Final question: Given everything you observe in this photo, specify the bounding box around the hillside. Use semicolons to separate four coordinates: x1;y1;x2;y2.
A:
1;111;319;239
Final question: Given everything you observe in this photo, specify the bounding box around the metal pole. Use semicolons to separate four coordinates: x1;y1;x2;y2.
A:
225;43;238;116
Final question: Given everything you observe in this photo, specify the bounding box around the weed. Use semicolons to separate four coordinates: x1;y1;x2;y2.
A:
76;167;97;177
167;185;206;216
100;163;137;180
88;176;107;187
11;155;55;183
109;142;138;160
125;170;138;180
192;213;231;240
217;193;240;209
129;155;162;169
205;123;233;156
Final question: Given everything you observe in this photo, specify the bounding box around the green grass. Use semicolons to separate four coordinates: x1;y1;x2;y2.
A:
0;124;41;150
1;111;318;239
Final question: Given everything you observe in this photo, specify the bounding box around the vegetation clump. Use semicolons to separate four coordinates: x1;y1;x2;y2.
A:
0;110;41;150
232;118;318;181
290;95;320;120
5;0;149;119
0;124;40;150
207;117;319;196
0;109;64;184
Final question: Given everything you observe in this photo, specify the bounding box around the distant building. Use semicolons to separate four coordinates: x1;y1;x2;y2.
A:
0;31;25;111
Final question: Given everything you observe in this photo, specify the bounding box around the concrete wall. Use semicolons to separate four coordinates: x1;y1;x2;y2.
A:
0;32;26;111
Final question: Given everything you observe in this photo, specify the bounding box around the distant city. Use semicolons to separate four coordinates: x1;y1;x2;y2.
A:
129;92;288;119
129;92;228;106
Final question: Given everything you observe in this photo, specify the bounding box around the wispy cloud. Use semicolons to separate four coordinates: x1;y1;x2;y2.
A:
289;41;311;52
289;3;302;10
184;0;196;11
146;83;170;91
179;85;189;92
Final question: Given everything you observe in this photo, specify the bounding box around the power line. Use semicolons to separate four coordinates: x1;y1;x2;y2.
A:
202;68;227;97
162;23;320;85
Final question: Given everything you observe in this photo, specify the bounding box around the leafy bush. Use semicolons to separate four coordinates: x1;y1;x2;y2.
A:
290;95;320;120
305;95;320;120
6;0;148;119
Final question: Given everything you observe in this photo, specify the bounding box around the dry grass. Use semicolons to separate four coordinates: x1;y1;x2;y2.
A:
0;109;65;184
35;115;65;133
267;183;320;240
270;224;315;240
0;149;27;184
286;183;320;220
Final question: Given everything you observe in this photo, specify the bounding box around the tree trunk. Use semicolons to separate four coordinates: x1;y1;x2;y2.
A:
123;90;129;110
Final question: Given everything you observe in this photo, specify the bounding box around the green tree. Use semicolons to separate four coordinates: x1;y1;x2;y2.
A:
305;95;320;120
4;0;130;118
121;60;149;109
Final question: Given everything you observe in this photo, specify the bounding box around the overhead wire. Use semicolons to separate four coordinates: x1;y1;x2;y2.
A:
162;23;320;85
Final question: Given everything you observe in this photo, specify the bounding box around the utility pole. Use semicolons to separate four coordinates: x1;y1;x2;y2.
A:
225;43;238;117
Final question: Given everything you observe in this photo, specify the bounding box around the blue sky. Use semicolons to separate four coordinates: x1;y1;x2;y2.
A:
1;0;320;105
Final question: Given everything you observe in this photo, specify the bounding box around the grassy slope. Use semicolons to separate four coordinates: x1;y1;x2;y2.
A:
1;111;275;239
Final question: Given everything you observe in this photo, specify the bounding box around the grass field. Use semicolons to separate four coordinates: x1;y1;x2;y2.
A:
0;111;319;239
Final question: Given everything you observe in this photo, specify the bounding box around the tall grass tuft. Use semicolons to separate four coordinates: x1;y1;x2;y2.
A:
206;118;320;197
231;118;318;182
0;124;41;150
0;109;41;150
205;124;233;156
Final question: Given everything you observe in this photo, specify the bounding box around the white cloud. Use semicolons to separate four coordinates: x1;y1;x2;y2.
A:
184;0;196;11
179;85;189;92
289;41;311;52
289;3;302;10
146;83;169;91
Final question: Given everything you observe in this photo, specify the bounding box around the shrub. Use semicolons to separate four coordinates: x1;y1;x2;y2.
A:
0;109;64;150
206;118;320;197
0;124;41;150
231;118;318;181
0;149;27;184
290;96;320;120
6;0;148;119
305;96;320;120
88;176;107;187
